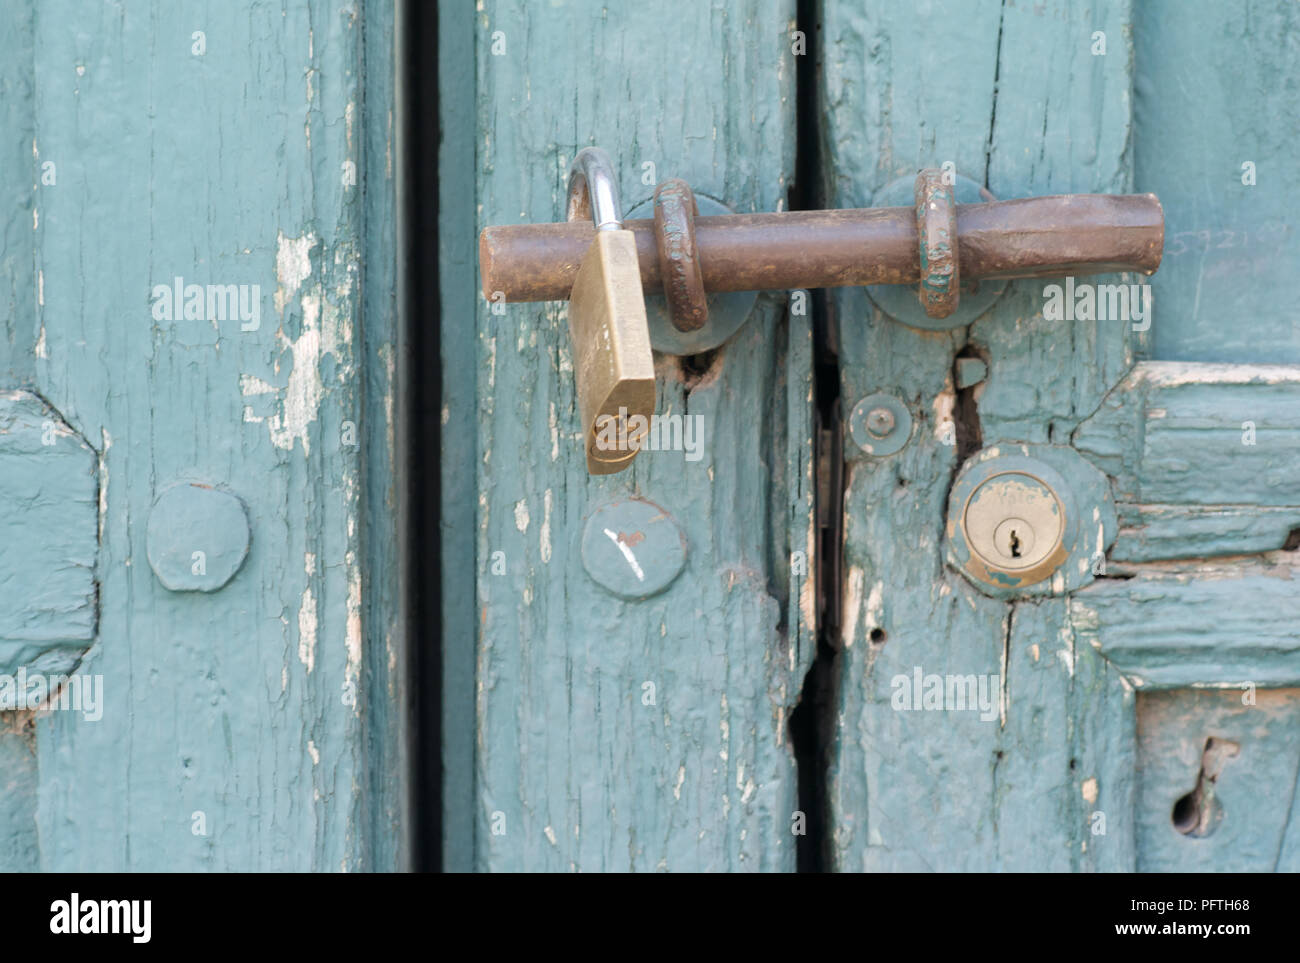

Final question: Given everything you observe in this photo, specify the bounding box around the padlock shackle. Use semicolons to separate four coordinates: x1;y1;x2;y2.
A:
566;147;623;231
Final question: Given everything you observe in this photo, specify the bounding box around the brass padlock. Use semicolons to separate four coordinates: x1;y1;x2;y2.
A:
565;148;655;474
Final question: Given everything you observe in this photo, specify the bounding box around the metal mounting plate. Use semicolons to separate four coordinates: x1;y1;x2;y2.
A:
625;194;759;355
867;172;1008;331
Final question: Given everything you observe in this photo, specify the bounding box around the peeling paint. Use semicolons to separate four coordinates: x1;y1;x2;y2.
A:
932;382;956;441
540;489;552;563
1081;777;1098;804
97;429;111;543
345;560;362;709
842;565;866;648
274;231;315;315
298;585;317;673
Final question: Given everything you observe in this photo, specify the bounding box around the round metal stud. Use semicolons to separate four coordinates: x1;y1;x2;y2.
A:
626;193;759;355
147;483;251;592
848;393;913;456
866;172;1008;331
581;497;687;600
653;179;709;332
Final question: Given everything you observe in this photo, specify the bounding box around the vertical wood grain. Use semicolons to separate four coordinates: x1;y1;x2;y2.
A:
823;0;1139;871
473;0;811;871
19;0;401;871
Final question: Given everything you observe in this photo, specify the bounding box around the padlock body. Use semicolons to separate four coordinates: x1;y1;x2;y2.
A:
567;230;655;474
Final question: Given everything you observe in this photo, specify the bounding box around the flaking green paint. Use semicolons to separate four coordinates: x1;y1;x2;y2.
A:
0;0;403;871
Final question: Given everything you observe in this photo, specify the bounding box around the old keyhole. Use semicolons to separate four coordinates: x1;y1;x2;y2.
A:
993;517;1034;560
1171;737;1240;838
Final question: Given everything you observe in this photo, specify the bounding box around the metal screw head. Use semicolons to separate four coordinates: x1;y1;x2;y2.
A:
146;483;250;592
865;407;895;437
849;393;912;456
581;497;687;600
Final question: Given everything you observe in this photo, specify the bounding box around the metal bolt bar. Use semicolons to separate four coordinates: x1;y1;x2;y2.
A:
479;192;1164;303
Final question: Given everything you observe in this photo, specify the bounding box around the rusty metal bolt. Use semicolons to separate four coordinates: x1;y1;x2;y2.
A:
865;407;896;437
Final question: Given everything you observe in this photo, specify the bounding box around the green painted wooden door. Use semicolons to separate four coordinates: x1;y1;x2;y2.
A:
825;0;1300;871
452;0;814;872
460;0;1299;872
0;1;403;871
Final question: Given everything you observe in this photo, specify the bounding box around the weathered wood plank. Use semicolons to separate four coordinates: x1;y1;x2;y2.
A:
1075;362;1300;505
24;0;400;871
1136;688;1300;871
473;0;808;871
0;391;97;679
993;599;1138;871
1112;504;1300;563
825;0;1004;873
1071;557;1300;689
1075;362;1300;561
826;0;1140;871
1133;0;1300;363
360;0;406;871
0;717;38;872
0;0;36;387
0;0;51;872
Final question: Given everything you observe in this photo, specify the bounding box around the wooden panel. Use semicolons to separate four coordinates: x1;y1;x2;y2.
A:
1137;688;1300;871
825;0;1139;871
1134;0;1300;362
1075;362;1300;506
0;0;35;386
1112;504;1300;564
0;719;38;872
0;391;97;678
472;0;810;871
20;0;401;871
1071;557;1300;689
360;0;406;870
1075;361;1300;561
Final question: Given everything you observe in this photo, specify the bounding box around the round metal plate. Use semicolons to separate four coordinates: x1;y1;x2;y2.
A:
948;452;1078;592
625;194;759;355
866;172;1008;331
847;392;913;457
581;497;688;600
944;445;1121;597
